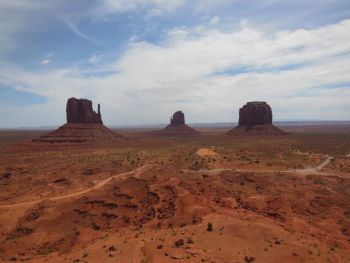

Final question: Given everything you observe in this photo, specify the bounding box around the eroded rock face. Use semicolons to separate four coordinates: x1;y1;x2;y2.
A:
169;111;185;127
66;98;102;124
239;102;272;126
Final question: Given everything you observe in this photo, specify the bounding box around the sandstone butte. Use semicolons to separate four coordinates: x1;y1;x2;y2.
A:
164;111;199;135
227;101;287;135
34;98;122;143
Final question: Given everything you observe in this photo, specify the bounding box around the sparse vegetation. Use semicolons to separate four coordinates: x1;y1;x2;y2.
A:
207;222;213;232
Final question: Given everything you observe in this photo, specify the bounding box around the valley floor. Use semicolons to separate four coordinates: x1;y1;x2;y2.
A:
0;129;349;262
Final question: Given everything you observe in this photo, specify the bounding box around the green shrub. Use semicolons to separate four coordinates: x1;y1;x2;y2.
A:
207;222;213;232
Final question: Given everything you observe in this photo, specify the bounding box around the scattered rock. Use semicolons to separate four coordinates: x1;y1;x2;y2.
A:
0;172;11;180
244;256;256;263
174;239;184;248
51;178;67;184
108;246;117;252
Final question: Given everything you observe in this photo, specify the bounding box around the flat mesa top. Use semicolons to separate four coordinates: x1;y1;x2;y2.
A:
246;101;267;105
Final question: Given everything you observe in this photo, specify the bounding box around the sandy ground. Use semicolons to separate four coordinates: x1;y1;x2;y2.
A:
0;131;349;262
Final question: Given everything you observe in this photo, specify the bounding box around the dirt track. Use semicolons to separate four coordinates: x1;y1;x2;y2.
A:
0;154;343;209
0;165;154;209
183;155;336;176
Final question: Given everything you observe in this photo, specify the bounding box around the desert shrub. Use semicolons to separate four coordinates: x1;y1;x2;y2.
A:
187;237;194;244
207;222;213;232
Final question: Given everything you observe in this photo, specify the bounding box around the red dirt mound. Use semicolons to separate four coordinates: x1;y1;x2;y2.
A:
144;124;199;137
34;123;122;143
227;124;287;136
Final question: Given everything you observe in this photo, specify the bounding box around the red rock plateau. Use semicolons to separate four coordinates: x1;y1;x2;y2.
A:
35;98;122;143
227;102;287;135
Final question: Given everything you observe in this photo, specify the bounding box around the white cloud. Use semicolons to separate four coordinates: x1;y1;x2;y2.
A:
97;0;186;16
40;59;51;65
0;19;349;126
88;52;104;64
209;15;220;25
62;16;101;45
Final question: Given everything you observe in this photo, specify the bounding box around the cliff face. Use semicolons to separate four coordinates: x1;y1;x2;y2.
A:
169;111;185;127
227;101;286;135
66;98;102;124
238;102;272;127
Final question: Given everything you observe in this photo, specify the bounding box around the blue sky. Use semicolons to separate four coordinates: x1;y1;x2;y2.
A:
0;0;349;127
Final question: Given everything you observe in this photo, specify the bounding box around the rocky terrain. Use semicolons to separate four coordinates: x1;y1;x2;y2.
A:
0;128;349;263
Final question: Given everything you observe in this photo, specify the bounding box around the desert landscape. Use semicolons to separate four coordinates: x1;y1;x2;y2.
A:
0;99;349;263
1;1;349;262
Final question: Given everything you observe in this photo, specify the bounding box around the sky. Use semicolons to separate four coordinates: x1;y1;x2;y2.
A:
0;0;349;127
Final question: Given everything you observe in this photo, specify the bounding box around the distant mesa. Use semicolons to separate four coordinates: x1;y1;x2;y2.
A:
164;111;199;135
227;101;287;135
35;98;122;143
144;111;199;136
168;110;185;127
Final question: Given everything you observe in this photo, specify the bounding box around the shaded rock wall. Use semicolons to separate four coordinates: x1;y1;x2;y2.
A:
66;98;102;124
169;111;185;127
239;102;272;126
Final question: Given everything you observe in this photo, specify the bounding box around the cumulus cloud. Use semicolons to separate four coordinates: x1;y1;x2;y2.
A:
0;19;350;126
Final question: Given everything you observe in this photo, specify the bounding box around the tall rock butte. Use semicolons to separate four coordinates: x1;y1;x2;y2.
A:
66;98;102;124
227;101;286;135
35;98;122;143
159;111;199;135
169;111;185;127
239;102;272;126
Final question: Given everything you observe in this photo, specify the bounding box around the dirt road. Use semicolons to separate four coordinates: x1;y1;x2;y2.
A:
0;154;345;209
0;165;154;209
183;155;335;176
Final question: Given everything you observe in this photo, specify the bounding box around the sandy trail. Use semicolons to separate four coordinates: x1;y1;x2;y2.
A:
183;155;335;176
294;155;333;175
0;165;154;209
0;153;345;209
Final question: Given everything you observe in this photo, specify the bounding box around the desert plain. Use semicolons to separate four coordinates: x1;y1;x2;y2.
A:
0;125;349;263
